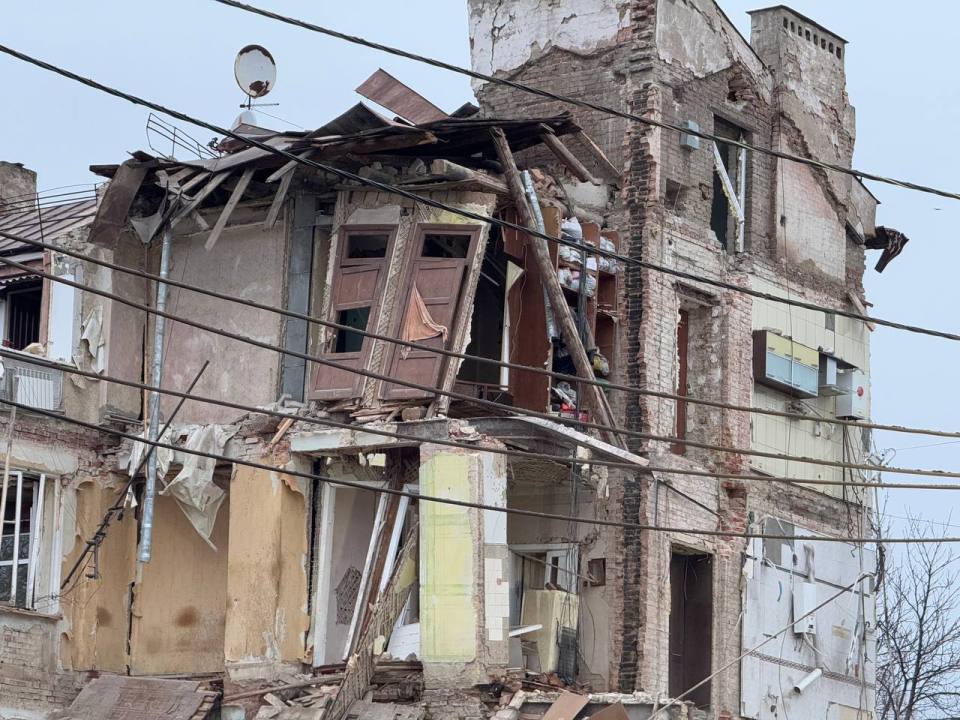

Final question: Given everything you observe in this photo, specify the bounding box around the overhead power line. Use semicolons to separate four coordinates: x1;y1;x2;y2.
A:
0;249;953;481
7;346;960;492
0;393;925;544
2;44;959;350
9;226;960;444
211;0;960;204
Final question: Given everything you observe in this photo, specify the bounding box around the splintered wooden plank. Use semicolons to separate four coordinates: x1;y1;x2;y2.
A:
539;124;597;184
265;149;315;183
179;170;212;196
204;167;254;250
169;171;232;229
264;168;295;229
355;68;447;124
573;129;621;180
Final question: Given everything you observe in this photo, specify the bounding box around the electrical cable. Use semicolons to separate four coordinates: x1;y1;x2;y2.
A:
2;42;959;349
209;0;960;204
3;347;960;493
648;573;873;720
0;250;956;481
6;226;960;444
0;394;930;544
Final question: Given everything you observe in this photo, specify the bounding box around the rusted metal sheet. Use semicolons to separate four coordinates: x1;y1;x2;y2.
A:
0;198;98;251
55;675;212;720
356;69;448;125
87;159;153;247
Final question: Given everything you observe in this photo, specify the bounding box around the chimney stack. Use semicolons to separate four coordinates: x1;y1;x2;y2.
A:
0;162;37;212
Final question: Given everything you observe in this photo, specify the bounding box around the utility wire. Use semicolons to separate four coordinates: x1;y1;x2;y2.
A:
0;394;925;543
0;251;954;481
2;43;959;349
210;0;960;204
4;348;960;492
8;226;960;444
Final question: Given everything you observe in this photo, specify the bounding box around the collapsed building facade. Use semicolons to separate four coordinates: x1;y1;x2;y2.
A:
0;2;903;719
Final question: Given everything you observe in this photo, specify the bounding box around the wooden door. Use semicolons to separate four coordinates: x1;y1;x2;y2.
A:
381;227;480;401
310;227;396;400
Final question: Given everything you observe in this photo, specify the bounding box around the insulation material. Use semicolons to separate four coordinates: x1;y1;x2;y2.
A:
159;424;237;549
78;304;106;373
741;518;876;719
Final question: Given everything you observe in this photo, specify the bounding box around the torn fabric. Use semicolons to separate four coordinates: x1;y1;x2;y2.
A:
400;285;447;358
160;424;236;550
79;305;106;374
128;427;173;480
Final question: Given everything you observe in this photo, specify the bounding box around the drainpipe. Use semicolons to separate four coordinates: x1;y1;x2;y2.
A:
138;226;173;563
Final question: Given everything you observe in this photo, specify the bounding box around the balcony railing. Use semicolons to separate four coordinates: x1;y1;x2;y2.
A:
0;353;63;412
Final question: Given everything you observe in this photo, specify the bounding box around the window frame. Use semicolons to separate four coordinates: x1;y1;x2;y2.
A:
379;223;482;401
0;471;48;611
309;224;399;401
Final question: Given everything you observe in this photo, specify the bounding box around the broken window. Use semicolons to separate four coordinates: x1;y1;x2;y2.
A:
456;229;508;396
2;281;42;351
380;225;481;401
0;472;48;610
710;118;748;252
669;550;713;709
310;226;397;400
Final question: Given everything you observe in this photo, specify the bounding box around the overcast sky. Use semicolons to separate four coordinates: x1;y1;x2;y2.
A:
1;2;955;535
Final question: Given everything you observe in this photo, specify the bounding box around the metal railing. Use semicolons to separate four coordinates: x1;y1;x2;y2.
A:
0;353;62;412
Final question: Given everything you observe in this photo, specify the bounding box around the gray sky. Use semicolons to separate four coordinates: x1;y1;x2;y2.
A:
1;2;955;534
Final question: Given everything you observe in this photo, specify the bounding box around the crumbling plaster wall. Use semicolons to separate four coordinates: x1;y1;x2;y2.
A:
468;0;632;91
158;204;286;426
224;461;310;680
0;415;103;715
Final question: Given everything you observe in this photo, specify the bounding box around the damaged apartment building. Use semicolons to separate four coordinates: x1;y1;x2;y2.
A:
0;2;905;720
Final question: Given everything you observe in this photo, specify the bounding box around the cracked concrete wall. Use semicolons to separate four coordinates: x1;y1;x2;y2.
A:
468;0;632;91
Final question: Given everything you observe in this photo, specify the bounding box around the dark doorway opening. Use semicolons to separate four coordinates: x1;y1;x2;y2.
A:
669;550;713;708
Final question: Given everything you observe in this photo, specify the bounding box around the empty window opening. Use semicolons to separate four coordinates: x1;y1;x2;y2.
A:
457;230;507;393
5;282;42;351
782;17;788;29
333;307;371;354
669;550;713;709
422;233;471;259
673;309;689;454
346;233;389;259
711;118;748;252
805;30;811;40
836;46;842;59
790;21;796;32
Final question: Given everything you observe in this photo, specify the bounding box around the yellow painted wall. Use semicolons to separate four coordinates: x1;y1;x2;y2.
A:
224;465;309;666
129;492;229;674
62;479;137;672
420;452;476;662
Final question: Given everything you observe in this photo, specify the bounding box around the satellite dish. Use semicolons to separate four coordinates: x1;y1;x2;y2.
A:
234;45;276;99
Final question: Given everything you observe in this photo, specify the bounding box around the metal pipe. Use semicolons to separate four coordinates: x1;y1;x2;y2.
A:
138;227;173;563
521;171;557;340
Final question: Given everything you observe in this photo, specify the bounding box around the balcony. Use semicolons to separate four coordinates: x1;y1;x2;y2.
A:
0;352;63;412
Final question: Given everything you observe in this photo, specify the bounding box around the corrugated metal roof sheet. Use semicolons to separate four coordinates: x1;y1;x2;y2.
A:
0;198;98;252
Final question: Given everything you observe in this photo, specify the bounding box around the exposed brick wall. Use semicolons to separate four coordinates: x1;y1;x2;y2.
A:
471;0;872;709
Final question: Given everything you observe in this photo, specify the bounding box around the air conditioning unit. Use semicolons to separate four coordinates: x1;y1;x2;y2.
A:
753;330;818;398
836;368;868;420
818;355;846;396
